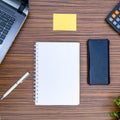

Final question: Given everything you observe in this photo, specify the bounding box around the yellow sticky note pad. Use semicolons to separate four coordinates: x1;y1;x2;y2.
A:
53;14;77;31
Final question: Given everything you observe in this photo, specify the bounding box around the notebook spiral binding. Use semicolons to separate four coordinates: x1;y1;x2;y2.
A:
34;43;39;104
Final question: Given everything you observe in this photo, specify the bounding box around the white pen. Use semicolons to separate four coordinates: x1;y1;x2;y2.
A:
0;72;30;100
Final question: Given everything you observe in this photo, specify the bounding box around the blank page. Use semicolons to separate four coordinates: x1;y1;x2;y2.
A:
35;42;80;105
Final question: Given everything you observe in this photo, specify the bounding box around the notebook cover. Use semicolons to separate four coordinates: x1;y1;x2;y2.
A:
87;39;110;85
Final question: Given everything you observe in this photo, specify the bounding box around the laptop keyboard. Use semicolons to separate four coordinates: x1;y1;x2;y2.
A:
0;9;15;44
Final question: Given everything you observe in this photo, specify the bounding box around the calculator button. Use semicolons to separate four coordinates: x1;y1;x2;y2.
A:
116;17;120;22
118;7;120;11
117;24;120;29
113;21;117;25
115;10;119;15
112;13;116;18
109;17;113;22
106;3;120;34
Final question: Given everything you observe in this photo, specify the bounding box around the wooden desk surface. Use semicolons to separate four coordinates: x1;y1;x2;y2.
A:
0;0;120;120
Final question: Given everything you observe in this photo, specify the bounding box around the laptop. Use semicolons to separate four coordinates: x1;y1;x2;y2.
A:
0;0;29;63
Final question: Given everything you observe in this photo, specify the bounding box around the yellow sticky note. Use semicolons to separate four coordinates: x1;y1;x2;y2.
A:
53;14;77;31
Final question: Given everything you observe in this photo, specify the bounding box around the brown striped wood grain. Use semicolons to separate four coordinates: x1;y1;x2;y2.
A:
0;0;120;120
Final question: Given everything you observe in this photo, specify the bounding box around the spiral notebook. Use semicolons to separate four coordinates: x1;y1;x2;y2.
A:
34;42;80;105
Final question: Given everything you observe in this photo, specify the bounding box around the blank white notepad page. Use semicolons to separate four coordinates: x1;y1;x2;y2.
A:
35;42;80;105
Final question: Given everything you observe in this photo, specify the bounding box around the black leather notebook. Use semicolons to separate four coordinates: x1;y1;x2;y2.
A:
87;39;110;85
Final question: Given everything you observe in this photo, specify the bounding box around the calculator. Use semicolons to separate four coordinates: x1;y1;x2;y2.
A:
106;2;120;34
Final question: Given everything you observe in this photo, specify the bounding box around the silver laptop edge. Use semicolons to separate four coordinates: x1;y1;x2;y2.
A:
2;0;29;15
0;0;29;64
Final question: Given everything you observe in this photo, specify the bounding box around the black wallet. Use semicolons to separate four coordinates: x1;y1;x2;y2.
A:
87;39;110;85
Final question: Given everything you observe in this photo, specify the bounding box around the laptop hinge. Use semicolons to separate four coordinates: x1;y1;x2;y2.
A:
18;3;26;13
